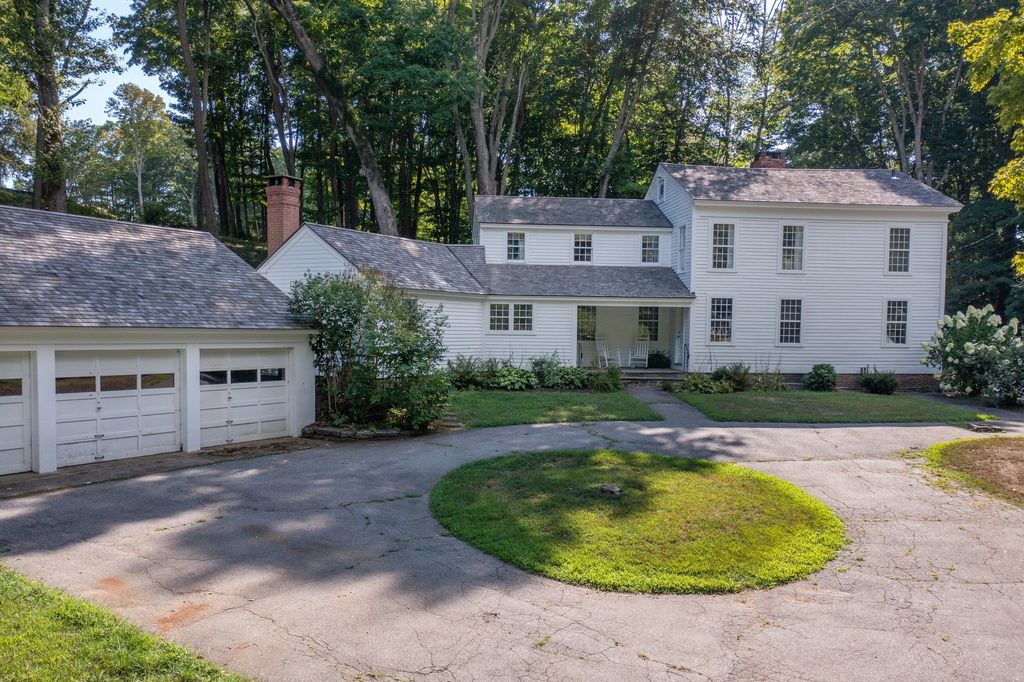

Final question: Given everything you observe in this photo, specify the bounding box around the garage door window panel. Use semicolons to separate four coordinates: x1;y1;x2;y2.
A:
231;369;258;384
101;374;138;392
142;373;175;389
0;379;21;397
56;377;96;394
201;370;228;385
261;368;286;382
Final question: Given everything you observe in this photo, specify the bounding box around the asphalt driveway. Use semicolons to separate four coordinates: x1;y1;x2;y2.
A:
1;392;1022;681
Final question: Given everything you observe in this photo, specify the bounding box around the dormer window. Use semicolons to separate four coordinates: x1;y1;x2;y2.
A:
574;233;593;262
507;232;525;261
641;235;660;263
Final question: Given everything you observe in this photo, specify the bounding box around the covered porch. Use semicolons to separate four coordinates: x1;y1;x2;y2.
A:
575;302;691;370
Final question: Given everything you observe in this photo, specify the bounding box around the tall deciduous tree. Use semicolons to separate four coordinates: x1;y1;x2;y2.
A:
105;83;169;216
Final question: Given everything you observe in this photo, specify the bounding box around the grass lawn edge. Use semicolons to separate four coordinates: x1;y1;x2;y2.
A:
918;437;1024;507
448;390;664;429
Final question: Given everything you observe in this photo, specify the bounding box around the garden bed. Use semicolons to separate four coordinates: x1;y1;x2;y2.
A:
448;390;662;428
923;436;1024;504
675;390;994;423
430;450;846;593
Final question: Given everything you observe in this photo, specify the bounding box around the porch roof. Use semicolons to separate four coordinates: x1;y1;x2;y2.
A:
485;264;694;299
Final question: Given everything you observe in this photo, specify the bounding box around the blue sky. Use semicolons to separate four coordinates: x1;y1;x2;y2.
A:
66;0;175;123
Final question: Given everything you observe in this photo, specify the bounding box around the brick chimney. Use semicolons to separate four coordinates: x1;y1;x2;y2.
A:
266;175;302;256
750;150;786;169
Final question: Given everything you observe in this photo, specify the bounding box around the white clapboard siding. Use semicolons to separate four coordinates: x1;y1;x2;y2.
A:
645;165;693;287
483;302;576;365
259;227;355;294
687;205;948;374
478;226;671;266
417;296;485;361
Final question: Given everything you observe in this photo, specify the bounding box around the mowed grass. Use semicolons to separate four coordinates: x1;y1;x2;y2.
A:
0;565;244;681
923;436;1024;505
676;390;993;423
430;450;846;593
448;390;662;428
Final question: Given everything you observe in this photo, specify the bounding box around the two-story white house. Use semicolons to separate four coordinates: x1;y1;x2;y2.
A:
258;152;962;385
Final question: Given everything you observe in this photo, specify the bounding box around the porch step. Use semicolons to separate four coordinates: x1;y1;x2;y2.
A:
621;369;686;386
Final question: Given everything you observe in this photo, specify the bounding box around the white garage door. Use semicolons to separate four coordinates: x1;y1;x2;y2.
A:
0;353;31;476
56;351;182;467
200;349;290;447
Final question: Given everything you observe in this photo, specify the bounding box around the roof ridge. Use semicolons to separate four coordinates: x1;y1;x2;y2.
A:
475;195;654;202
0;203;215;239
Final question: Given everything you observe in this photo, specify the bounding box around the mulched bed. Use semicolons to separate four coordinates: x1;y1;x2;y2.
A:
936;437;1024;504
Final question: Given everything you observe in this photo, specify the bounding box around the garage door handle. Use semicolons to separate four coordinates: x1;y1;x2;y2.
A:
94;434;104;439
225;419;233;425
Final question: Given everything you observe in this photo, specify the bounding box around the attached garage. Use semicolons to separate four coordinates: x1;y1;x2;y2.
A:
0;205;315;475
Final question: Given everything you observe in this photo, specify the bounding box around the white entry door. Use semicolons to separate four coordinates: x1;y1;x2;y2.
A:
200;349;290;447
0;353;31;475
55;351;182;467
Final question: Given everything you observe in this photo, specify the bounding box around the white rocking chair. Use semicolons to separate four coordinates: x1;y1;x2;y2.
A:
595;337;620;368
630;338;650;368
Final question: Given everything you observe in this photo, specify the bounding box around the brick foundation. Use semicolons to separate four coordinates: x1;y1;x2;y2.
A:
782;373;938;392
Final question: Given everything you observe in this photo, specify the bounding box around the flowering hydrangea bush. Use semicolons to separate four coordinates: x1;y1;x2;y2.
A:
922;304;1024;407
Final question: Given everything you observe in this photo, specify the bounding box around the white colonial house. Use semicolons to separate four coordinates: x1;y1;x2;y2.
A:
259;152;962;384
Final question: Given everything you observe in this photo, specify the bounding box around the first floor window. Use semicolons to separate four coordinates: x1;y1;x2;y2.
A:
574;233;593;262
886;300;908;345
888;227;910;273
778;299;802;344
641;235;660;263
712;223;735;269
709;297;733;343
638;306;659;340
781;225;804;271
513;304;533;331
489;303;509;331
507;232;525;261
577;305;597;340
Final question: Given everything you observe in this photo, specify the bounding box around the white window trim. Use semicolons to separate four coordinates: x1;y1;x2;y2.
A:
486;301;536;336
777;223;806;274
884;226;912;277
775;296;804;347
707;296;735;345
506;231;526;262
882;298;910;347
708;222;737;272
641;234;660;264
573;232;593;263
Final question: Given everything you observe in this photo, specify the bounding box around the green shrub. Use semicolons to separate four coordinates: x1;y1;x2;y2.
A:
647;350;671;369
290;272;449;430
679;372;733;394
660;380;676;392
447;355;483;390
858;369;899;395
804;364;837;392
591;366;623;392
711;363;752;391
490;366;539;390
556;366;592;389
752;369;788;392
530;355;563;387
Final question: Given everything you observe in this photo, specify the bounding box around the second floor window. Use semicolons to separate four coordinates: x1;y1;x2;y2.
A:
888;227;910;273
781;225;804;271
574;233;593;262
885;300;908;344
709;297;733;343
638;306;659;340
712;223;735;269
507;232;525;261
779;299;803;344
641;235;660;263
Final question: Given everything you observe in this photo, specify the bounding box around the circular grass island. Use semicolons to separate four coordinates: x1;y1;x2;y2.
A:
430;450;845;594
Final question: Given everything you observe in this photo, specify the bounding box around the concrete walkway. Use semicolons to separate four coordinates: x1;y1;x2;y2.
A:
1;390;1022;681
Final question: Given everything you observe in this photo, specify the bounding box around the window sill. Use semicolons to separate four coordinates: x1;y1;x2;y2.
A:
883;271;912;277
706;268;737;274
776;269;806;275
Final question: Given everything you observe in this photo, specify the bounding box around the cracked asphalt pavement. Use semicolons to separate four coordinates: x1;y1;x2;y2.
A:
1;389;1022;681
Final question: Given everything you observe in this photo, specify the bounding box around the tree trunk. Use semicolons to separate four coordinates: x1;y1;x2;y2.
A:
242;0;295;175
263;0;398;236
176;0;217;234
31;0;66;212
135;158;144;217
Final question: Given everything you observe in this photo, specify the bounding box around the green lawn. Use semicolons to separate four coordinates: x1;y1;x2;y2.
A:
675;390;993;423
448;390;663;428
430;450;846;593
0;565;244;681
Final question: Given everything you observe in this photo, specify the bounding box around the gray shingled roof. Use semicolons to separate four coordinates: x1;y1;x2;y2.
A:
486;264;693;299
0;205;306;329
307;224;488;294
475;195;672;228
662;164;962;208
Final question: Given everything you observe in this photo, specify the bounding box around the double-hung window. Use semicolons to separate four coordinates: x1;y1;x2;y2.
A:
513;304;533;331
778;299;802;344
489;304;509;331
781;225;804;271
577;305;597;341
574;233;593;262
641;235;660;263
887;228;910;273
638;307;659;341
711;224;735;269
709;297;733;343
885;300;908;345
507;232;525;261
